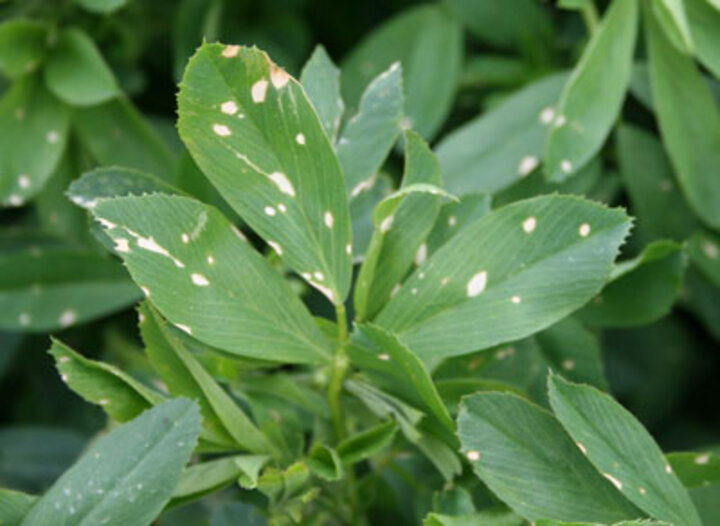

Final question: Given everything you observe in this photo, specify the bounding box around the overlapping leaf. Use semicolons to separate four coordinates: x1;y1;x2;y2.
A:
685;0;720;80
374;195;631;360
0;19;48;78
545;0;638;181
299;45;344;143
178;43;352;304
91;193;331;364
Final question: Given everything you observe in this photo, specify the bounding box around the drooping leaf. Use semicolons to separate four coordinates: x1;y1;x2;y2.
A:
0;489;37;526
646;5;720;228
0;246;140;332
336;62;403;193
44;28;118;106
92;194;331;364
139;303;274;455
548;374;701;526
544;0;638;181
578;241;686;327
49;339;161;422
341;4;462;140
0;76;69;207
354;131;445;321
616;124;698;242
178;43;352;304
437;73;567;196
685;0;720;80
73;98;176;178
299;45;344;143
0;19;48;78
374;195;631;360
21;398;201;526
457;392;642;522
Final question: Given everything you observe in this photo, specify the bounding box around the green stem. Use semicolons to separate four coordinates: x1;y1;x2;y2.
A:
328;302;349;441
581;1;600;36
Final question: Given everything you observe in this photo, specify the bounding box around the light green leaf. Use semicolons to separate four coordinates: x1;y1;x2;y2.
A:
50;339;161;422
73;98;176;178
457;392;642;522
667;451;720;489
0;76;69;207
0;19;47;78
578;241;686;327
446;0;553;59
68;166;182;210
0;489;37;526
74;0;128;14
374;195;631;360
652;0;694;54
0;247;140;332
139;303;274;454
545;0;638;181
336;420;397;465
236;455;271;490
425;193;491;256
687;230;720;287
92;194;330;364
172;455;250;501
341;4;462;139
685;0;720;80
646;5;720;228
548;374;701;526
437;73;567;195
21;399;201;526
44;28;118;106
350;323;455;433
355;131;446;321
336;63;403;193
178;43;352;304
299;45;344;143
616;124;698;242
308;444;343;481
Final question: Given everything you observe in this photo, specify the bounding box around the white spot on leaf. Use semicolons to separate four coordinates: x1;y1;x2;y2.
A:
176;324;192;335
268;241;283;255
523;216;537;233
603;473;623;491
295;133;306;145
346;244;352;255
703;241;719;259
695;454;710;465
466;450;480;461
518;156;539;177
665;464;673;474
378;353;390;361
9;195;23;207
324;211;334;228
191;273;210;286
448;216;457;227
415;243;427;265
18;313;30;326
18;175;30;189
579;223;591;237
539;106;555;124
46;130;59;144
264;206;276;216
560;160;573;174
213;124;231;137
268;172;295;196
60;309;77;328
113;238;131;253
181;233;190;244
222;45;240;58
563;359;575;370
511;295;522;304
576;442;587;455
270;66;290;88
380;215;394;233
221;101;238;115
251;79;269;103
467;271;488;297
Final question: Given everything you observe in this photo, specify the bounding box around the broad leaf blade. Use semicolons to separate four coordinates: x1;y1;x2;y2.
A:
646;4;720;228
548;374;701;526
0;19;48;78
545;0;638;181
21;398;201;526
685;0;720;80
299;45;344;143
92;194;331;364
375;195;631;360
0;489;37;526
178;43;352;303
457;392;642;522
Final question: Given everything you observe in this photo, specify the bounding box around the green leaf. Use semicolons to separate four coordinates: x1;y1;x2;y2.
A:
139;303;274;454
687;230;720;287
457;392;642;522
646;5;720;228
341;4;462;139
336;63;403;193
425;193;491;256
178;43;352;304
354;131;446;321
374;195;631;360
685;0;720;80
667;451;720;489
299;45;344;143
49;339;161;422
21;398;202;526
349;173;392;259
0;489;37;526
73;98;176;177
578;241;686;327
548;374;701;526
446;0;553;59
92;194;331;363
424;510;525;526
172;455;250;501
537;521;671;526
68;166;182;210
652;0;694;54
616;124;698;242
0;75;69;207
437;73;567;195
336;420;397;465
308;444;343;481
545;0;638;181
74;0;128;14
236;455;271;490
44;28;118;106
0;247;140;332
0;19;48;78
350;323;455;433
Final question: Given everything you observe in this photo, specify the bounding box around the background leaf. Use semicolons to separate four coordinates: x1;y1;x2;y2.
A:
0;19;47;78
